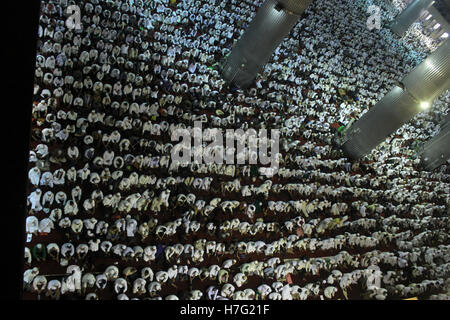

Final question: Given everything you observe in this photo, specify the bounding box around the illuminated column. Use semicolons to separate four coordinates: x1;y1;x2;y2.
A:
391;0;435;37
419;117;450;171
221;0;313;89
341;40;450;160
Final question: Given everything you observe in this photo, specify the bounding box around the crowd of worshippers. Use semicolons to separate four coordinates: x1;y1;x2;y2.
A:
386;0;446;54
24;0;449;300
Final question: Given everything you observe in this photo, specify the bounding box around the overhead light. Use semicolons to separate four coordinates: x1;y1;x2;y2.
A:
433;23;441;30
420;101;431;109
425;14;432;20
441;32;449;38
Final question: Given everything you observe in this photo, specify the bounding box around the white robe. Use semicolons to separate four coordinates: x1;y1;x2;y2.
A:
281;285;293;300
39;218;54;233
28;190;43;211
26;216;39;234
62;265;82;294
28;168;41;186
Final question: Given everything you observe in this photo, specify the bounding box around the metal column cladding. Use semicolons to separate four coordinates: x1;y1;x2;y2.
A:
341;39;450;160
341;86;419;159
402;40;450;103
391;0;435;37
221;0;313;89
419;118;450;171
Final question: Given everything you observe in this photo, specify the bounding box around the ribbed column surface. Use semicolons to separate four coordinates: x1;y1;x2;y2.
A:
420;122;450;171
402;39;450;102
391;0;435;36
222;0;313;88
341;40;450;160
341;86;420;159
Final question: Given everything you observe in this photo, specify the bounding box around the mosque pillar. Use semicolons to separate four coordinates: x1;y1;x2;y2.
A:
221;0;313;89
340;40;450;160
391;0;435;37
419;115;450;171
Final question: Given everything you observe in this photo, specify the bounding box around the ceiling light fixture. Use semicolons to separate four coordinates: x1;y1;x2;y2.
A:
420;101;431;109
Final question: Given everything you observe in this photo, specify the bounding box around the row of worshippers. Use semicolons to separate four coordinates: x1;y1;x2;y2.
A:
24;0;449;300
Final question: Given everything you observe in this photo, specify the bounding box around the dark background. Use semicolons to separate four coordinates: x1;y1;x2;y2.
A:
435;0;450;22
5;0;42;300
